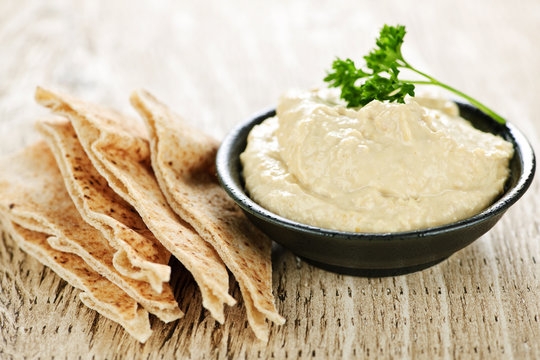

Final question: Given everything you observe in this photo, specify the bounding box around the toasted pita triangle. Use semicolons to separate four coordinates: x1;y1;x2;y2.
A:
0;142;182;323
0;217;152;343
36;87;236;323
36;117;171;294
130;90;284;341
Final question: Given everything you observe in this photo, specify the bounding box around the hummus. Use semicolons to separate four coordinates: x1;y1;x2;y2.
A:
240;89;514;233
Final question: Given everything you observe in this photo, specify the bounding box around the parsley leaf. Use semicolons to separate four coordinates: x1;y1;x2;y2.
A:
324;24;506;124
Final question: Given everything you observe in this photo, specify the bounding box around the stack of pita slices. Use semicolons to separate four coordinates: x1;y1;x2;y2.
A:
0;87;284;343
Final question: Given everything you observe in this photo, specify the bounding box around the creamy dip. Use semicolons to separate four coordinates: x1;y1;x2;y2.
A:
240;89;514;233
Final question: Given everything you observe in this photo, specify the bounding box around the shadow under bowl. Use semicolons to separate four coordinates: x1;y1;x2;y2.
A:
216;103;536;276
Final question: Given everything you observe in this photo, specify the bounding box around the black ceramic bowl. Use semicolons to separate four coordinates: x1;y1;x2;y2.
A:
216;103;536;276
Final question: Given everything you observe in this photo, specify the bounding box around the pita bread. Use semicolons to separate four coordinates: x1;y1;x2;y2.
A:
0;142;182;323
35;87;236;323
0;216;152;343
36;117;170;294
130;90;284;341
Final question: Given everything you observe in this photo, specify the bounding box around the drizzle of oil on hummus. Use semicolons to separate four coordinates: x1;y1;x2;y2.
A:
240;89;514;233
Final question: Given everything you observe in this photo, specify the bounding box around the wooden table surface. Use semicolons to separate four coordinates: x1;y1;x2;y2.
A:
1;0;539;359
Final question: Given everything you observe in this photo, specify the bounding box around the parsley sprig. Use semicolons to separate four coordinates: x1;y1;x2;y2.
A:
324;25;506;124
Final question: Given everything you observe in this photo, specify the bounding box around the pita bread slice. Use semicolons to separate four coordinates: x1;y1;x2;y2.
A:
35;87;236;323
36;117;170;294
130;90;285;341
0;142;182;323
0;216;152;343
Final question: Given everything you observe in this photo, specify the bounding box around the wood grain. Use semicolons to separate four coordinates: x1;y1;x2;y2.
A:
0;0;539;359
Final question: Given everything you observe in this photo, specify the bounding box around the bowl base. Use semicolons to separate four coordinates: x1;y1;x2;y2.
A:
302;257;449;277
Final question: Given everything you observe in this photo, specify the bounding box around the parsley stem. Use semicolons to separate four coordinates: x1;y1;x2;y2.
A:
402;63;506;124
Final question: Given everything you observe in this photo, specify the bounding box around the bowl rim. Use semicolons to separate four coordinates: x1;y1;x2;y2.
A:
217;104;536;240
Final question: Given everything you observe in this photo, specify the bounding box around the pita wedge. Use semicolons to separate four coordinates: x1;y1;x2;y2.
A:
0;217;151;343
36;87;236;323
36;117;170;294
0;142;182;323
130;90;284;341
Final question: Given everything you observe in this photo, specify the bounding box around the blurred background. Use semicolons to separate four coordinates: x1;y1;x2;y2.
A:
0;0;538;153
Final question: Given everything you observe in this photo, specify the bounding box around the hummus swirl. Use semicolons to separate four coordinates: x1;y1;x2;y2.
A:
240;89;514;233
